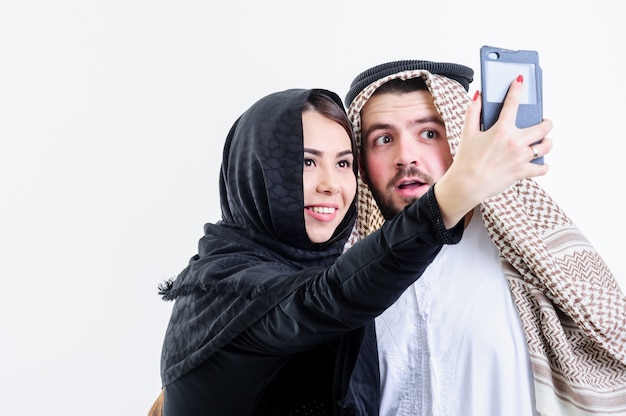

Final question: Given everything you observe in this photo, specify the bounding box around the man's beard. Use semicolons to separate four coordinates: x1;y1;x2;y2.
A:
362;165;433;221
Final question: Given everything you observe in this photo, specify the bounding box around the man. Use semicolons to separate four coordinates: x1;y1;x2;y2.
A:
344;60;626;415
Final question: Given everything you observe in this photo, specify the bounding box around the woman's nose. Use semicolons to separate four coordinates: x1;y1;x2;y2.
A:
317;170;341;194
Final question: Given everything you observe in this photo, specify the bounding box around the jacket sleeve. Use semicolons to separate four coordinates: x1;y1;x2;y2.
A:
234;186;464;353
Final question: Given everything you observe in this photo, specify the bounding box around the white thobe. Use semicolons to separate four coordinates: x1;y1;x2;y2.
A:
376;208;538;416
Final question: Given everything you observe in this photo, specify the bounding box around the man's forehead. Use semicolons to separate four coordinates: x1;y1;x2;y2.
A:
361;90;440;124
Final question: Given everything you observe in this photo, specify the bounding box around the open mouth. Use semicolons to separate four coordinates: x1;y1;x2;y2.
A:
398;180;425;189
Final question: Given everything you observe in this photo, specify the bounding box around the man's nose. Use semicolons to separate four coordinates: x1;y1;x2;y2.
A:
394;136;418;167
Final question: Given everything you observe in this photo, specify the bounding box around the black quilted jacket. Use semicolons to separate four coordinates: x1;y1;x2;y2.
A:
158;89;463;416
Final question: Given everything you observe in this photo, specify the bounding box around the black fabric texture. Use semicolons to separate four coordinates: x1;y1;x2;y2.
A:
344;60;474;107
160;89;357;387
157;87;465;415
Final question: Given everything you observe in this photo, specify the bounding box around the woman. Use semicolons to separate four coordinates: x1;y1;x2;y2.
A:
151;85;545;416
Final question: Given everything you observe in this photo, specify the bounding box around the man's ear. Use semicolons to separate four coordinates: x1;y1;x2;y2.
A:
357;153;368;185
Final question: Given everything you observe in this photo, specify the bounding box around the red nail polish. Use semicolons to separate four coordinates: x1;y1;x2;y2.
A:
517;74;524;83
472;90;480;101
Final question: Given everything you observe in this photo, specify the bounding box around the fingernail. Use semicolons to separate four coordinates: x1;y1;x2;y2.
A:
472;90;480;101
517;74;524;83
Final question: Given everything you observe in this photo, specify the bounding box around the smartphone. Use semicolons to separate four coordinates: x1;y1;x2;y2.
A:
480;45;544;164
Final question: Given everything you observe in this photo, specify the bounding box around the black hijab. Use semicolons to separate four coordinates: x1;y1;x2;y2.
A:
160;88;357;385
219;88;356;261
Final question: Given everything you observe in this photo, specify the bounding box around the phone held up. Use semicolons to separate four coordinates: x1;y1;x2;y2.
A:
479;45;544;164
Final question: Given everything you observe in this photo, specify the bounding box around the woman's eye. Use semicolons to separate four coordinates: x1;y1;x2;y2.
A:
304;158;315;167
337;159;352;168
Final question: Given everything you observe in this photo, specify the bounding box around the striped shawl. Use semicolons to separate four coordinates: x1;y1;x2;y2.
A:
346;69;626;415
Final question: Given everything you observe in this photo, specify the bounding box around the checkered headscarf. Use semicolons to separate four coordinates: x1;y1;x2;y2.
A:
345;60;626;415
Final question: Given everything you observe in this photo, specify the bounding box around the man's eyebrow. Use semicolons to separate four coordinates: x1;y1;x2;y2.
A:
416;116;446;127
362;116;445;138
361;123;391;140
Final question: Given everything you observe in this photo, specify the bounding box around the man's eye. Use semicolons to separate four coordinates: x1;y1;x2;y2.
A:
421;130;437;140
373;134;392;146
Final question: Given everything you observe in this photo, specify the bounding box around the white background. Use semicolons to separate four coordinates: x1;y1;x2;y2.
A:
1;1;624;415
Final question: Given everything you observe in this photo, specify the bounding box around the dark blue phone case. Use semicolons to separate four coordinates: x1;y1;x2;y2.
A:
480;45;544;164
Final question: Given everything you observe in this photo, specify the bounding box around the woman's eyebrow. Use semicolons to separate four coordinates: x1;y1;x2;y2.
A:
304;148;353;157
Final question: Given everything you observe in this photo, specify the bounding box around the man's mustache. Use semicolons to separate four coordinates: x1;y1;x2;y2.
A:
389;166;433;187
